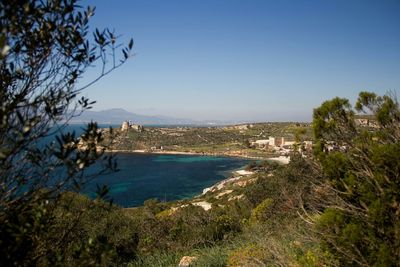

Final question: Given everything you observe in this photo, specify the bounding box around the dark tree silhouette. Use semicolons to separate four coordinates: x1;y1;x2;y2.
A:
0;0;133;265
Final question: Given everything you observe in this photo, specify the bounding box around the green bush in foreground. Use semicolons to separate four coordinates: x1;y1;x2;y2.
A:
227;244;266;267
249;198;273;224
51;192;139;265
313;92;400;266
0;0;133;265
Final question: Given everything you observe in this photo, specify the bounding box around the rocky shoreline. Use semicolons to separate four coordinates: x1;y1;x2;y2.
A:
165;169;258;212
114;149;289;210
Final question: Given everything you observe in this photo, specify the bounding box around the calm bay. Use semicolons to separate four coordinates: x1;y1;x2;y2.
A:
84;153;250;207
48;124;250;207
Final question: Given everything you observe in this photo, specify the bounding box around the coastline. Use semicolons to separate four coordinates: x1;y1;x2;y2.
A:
106;149;289;163
117;151;289;209
108;149;289;209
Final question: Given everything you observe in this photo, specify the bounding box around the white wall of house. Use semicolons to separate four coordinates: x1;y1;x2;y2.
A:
268;137;275;147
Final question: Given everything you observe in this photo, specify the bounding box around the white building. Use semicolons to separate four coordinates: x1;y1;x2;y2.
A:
254;139;270;146
121;121;144;132
121;121;129;131
268;137;275;147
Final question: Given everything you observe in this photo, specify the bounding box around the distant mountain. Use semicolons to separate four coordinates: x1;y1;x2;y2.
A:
69;108;220;125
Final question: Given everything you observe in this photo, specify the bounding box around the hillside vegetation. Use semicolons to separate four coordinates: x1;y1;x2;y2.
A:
108;122;313;159
2;1;397;266
2;89;398;264
17;92;394;267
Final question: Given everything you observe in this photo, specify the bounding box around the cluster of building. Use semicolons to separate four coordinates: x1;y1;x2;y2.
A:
324;141;348;153
121;121;144;132
355;118;378;128
251;136;312;155
223;124;254;131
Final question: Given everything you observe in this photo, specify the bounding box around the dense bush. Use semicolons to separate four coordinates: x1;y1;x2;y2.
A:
127;92;400;267
50;192;139;265
130;200;249;254
227;244;266;267
313;92;400;266
0;0;132;265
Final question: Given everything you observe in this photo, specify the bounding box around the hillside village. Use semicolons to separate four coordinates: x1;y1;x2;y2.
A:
250;136;313;155
85;116;376;160
111;116;377;158
105;121;315;160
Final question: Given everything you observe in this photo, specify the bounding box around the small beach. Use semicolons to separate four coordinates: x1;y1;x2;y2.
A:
107;148;289;162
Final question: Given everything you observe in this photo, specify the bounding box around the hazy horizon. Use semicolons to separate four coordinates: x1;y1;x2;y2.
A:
87;107;312;123
80;0;399;122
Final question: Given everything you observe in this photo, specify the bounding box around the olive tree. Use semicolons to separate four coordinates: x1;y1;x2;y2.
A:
0;0;133;265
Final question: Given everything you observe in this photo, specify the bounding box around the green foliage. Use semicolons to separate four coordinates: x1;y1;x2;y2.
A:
245;154;320;216
313;97;356;143
128;245;229;267
128;251;183;267
245;161;258;171
209;204;245;241
0;192;139;266
227;244;266;267
50;192;139;265
249;198;273;223
133;204;211;252
356;91;400;127
126;91;400;266
110;122;312;158
143;198;168;214
191;245;229;267
0;0;133;265
122;151;324;266
313;91;400;266
115;195;254;263
244;173;280;207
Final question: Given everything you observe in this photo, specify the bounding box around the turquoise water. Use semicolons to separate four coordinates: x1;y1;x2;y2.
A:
84;153;250;207
45;125;250;207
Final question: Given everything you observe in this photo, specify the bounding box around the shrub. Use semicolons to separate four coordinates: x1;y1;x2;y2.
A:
249;198;273;224
227;244;266;267
313;92;400;266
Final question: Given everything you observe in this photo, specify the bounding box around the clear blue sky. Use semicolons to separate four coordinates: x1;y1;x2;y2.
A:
80;0;400;122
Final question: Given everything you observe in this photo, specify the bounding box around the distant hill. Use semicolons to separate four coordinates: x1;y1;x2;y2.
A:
68;108;228;125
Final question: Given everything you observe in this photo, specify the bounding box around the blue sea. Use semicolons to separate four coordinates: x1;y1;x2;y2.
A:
52;124;251;207
84;153;250;207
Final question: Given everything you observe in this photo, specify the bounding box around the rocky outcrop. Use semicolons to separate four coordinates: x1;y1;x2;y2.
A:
178;256;198;267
